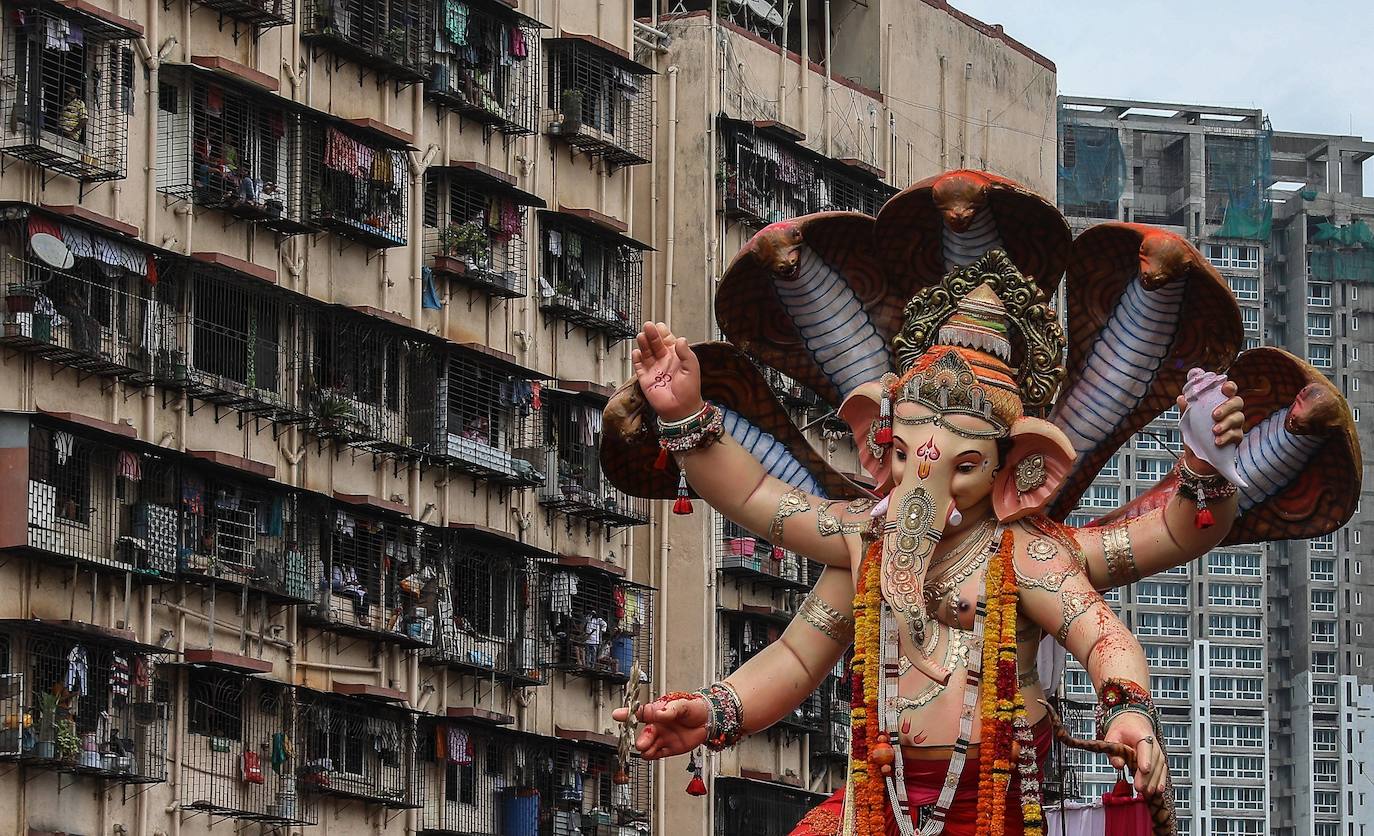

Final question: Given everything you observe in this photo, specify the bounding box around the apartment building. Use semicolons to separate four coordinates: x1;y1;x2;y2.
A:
1055;95;1374;836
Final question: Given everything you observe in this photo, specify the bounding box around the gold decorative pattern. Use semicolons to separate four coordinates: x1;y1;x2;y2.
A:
1101;523;1139;586
796;593;856;644
1014;453;1048;493
884;487;939;646
1056;588;1106;645
817;500;863;537
770;488;810;547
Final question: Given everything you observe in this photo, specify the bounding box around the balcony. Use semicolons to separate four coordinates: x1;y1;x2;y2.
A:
0;5;139;182
425;528;545;684
538;209;647;343
192;0;291;28
423;161;545;300
721;607;823;734
535;387;649;526
181;666;316;825
427;0;544;135
436;345;546;486
296;689;422;808
0;619;170;784
713;775;827;836
538;555;655;685
715;517;808;593
417;715;557;835
0;212;162;384
301;119;413;248
552;730;652;836
809;670;851;763
156;60;311;234
545;34;653;167
300;0;429;83
302;500;439;648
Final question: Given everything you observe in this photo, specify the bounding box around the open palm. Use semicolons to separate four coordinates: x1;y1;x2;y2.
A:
612;697;710;760
632;321;703;423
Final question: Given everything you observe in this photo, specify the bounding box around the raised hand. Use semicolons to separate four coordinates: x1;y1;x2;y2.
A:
632;321;703;422
1177;379;1244;475
611;695;710;760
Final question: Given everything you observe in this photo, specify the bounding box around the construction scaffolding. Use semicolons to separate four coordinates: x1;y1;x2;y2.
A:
0;6;136;182
1308;217;1374;282
1206;130;1273;239
1128;130;1190;227
1057;112;1125;220
428;0;543;135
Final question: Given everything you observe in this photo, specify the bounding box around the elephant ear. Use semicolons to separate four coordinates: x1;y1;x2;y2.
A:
1088;348;1361;546
1048;223;1243;520
715;213;900;411
838;380;892;495
872;169;1071;302
600;342;871;502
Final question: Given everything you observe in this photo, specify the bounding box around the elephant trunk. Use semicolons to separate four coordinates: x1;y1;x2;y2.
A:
884;486;956;685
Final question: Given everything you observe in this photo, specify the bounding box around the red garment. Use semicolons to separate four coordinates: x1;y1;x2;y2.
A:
789;720;1053;836
1103;779;1153;836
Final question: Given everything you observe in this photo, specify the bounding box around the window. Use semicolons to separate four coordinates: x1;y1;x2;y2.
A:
424;3;541;135
1209;614;1262;638
1161;722;1190;751
1211;817;1265;835
1314;791;1339;815
1136;457;1173;482
1308;312;1334;337
1139;613;1189;637
299;0;429;78
1313;728;1338;753
1311;557;1336;581
1227;275;1260;301
1136;581;1189;607
1310;533;1335;552
545;37;653;166
1314;758;1338;783
1098;455;1120;478
1065;667;1093;696
1310;344;1333;368
1210;676;1263;701
301;122;411;247
1208;582;1261;608
1150;674;1189;700
1144;644;1190;669
1308;282;1333;307
1208;551;1261;576
1081;484;1119;509
1159;404;1180;420
1206;244;1260;270
1211;754;1265;779
1241;306;1260;332
1211;722;1264;749
1210;786;1266;811
1311;589;1337;613
1135;428;1181;451
1210;645;1263;670
1244;336;1261;350
1166;753;1189;778
1313;681;1337;706
1312;651;1337;674
186;669;244;740
539;215;646;341
1312;620;1336;644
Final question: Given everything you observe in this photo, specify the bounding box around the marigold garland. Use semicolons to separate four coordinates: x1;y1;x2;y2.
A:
848;540;888;835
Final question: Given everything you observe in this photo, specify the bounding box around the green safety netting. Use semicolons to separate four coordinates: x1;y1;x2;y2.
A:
1312;219;1374;248
1207;130;1273;240
1058;116;1125;214
1309;249;1374;283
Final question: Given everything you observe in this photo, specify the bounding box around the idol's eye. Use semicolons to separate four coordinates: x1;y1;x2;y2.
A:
895;449;907;462
956;462;977;474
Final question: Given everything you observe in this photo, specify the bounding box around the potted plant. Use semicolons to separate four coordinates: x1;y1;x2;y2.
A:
559;89;583;133
434;221;489;276
56;717;80;762
31;691;59;759
314;391;361;437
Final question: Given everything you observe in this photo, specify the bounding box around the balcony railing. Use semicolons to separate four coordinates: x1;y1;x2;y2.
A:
539;557;654;684
426;538;543;684
156;65;310;234
721;607;820;733
0;620;170;784
181;669;316;825
296;690;422;808
417;719;559;835
193;0;292;28
535;392;648;526
436;348;545;486
545;35;652;167
809;669;851;763
0;7;137;181
716;516;808;592
428;0;543;135
301;0;429;82
301;121;411;248
552;740;652;835
303;504;439;647
423;162;545;300
538;211;646;342
714;776;826;836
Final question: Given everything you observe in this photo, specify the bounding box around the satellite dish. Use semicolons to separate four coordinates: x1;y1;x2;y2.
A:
30;233;74;270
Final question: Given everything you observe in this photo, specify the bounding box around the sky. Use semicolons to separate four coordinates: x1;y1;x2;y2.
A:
950;1;1374;195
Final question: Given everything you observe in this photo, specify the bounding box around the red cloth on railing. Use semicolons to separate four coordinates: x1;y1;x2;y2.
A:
1102;779;1153;836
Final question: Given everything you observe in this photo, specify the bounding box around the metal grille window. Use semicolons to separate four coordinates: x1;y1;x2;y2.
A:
418;722;559;834
2;621;170;783
437;351;543;485
301;121;410;248
715;515;807;590
156;70;306;234
540;561;654;684
538;213;645;342
721;609;820;733
306;506;438;647
0;233;164;383
427;539;542;684
549;743;652;833
300;0;428;81
0;7;136;181
714;776;825;836
810;664;851;763
428;1;542;134
191;0;291;28
534;393;648;525
545;36;652;167
182;669;314;824
303;309;437;457
297;690;421;808
423;164;543;299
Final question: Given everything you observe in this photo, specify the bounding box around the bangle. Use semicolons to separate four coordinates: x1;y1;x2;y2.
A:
696;681;745;751
657;402;725;454
1094;678;1160;741
1101;523;1139;586
656;402;711;433
796;592;855;644
1174;458;1237;530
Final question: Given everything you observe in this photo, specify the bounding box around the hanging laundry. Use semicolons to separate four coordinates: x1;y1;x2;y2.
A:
53;431;74;465
66;645;88;695
263;495;284;537
566;232;583;259
44;16;70;51
335;510;355;536
546;229;562;256
443;0;469;46
131;654;150;688
271;732;291;773
370;149;395;184
110;652;130;701
204;84;224;117
181;473;205;515
422;267;443;310
509;25;527;59
117;451;142;482
549;571;578;617
446;726;472;765
66;22;82;47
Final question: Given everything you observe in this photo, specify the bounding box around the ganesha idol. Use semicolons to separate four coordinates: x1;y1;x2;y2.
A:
603;171;1362;836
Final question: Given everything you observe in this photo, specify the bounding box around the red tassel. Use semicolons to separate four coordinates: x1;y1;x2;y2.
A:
685;774;707;796
1195;507;1215;529
654;447;669;471
874;425;892;445
673;495;694;515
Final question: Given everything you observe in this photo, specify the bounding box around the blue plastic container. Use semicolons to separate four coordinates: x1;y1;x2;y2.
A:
502;789;540;836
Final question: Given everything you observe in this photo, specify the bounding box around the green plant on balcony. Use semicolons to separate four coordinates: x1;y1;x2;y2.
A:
559;89;584;132
438;221;490;264
313;390;362;436
381;27;410;61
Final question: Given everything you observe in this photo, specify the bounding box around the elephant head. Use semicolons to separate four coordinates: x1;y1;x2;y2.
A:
839;288;1075;684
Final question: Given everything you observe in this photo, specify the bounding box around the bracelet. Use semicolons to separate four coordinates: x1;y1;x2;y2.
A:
696;681;745;751
770;488;810;547
1174;458;1238;529
1094;678;1160;741
796;593;855;644
657;402;725;453
1101;523;1139;586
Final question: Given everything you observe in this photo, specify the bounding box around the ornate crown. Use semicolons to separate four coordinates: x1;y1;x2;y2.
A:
890;249;1066;412
894;348;1017;439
